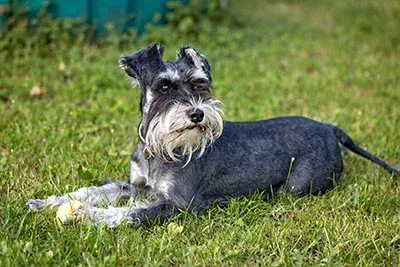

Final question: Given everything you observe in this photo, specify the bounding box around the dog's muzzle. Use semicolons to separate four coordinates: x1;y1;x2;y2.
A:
143;99;223;164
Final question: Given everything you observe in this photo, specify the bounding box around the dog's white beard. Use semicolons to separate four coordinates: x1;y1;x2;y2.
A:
145;99;223;165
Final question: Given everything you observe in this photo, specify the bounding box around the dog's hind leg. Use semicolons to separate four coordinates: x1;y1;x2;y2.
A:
279;156;343;197
26;180;136;211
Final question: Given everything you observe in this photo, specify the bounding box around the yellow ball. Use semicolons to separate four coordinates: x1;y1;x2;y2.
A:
56;200;86;225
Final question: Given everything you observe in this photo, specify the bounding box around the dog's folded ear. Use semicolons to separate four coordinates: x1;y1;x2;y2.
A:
119;43;165;87
177;46;212;81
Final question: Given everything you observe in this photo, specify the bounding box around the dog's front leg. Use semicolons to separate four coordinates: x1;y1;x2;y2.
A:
84;200;147;228
26;180;137;211
84;201;176;228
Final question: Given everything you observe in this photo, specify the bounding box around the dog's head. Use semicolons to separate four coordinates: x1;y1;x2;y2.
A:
119;43;223;164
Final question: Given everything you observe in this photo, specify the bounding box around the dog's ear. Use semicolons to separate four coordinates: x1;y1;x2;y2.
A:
177;46;212;81
119;43;165;87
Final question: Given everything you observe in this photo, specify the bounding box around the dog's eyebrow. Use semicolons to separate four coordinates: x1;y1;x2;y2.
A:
153;77;172;85
158;69;180;82
186;68;210;82
191;78;210;84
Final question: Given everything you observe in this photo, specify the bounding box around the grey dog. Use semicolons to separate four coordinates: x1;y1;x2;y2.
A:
27;43;399;227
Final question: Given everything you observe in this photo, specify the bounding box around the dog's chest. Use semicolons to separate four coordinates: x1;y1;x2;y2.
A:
147;164;190;208
129;147;174;196
147;171;175;200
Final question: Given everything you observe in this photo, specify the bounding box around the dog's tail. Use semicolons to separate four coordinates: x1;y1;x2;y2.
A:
332;125;399;176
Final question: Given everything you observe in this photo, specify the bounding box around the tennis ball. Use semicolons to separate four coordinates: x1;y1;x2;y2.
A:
56;200;86;225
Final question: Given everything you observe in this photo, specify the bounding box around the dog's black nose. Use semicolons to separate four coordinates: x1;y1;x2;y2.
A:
188;109;205;123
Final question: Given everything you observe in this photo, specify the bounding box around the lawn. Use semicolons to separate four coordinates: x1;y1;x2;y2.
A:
1;0;399;265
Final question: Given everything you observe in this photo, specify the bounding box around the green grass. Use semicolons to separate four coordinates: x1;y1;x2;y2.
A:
1;0;399;265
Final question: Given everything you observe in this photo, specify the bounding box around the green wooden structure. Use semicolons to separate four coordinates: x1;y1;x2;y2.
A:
0;0;189;34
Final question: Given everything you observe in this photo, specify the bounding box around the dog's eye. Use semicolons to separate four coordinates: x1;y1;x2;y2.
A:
191;79;210;91
192;84;205;91
161;85;170;92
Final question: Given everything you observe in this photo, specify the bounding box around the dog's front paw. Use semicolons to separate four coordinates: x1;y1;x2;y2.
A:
26;199;46;211
126;213;142;227
26;196;69;211
127;210;151;227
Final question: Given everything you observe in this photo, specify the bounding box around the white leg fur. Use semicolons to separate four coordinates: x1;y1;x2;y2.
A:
86;201;150;228
26;181;135;211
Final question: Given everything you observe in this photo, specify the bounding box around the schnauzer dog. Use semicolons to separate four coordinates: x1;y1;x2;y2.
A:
27;43;399;228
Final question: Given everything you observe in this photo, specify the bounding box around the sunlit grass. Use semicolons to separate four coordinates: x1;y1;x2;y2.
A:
1;0;399;265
